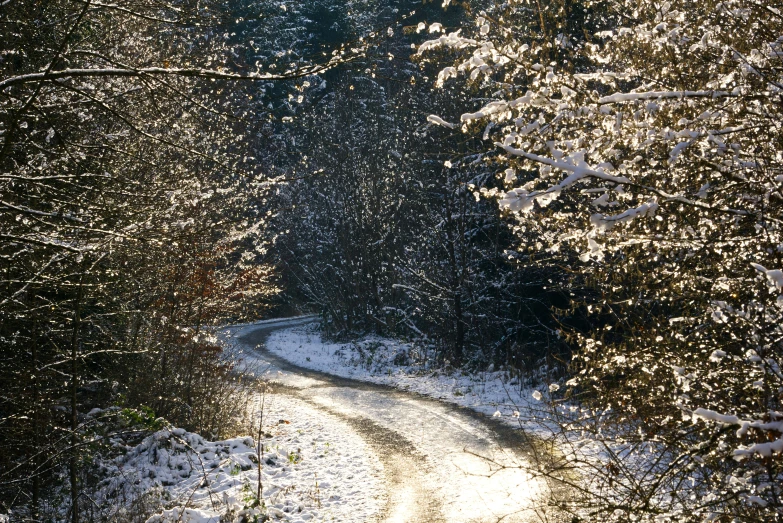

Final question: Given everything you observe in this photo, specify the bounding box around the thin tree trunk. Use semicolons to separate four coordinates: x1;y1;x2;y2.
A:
454;290;464;367
69;275;84;523
256;390;265;504
185;275;208;414
31;314;40;522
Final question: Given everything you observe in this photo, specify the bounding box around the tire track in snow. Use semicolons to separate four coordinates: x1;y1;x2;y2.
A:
235;322;544;523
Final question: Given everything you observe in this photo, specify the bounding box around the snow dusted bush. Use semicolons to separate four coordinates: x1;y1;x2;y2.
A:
420;0;783;520
128;331;258;441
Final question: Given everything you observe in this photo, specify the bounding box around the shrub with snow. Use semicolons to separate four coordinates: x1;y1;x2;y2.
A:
420;0;783;520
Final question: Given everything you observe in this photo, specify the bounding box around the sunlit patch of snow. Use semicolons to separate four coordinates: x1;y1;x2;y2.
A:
257;323;548;431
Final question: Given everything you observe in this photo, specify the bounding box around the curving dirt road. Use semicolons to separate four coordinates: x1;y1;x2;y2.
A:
234;319;550;523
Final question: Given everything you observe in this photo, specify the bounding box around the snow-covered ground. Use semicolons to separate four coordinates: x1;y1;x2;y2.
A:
227;319;549;523
113;317;558;523
263;322;552;433
255;323;672;522
104;392;382;523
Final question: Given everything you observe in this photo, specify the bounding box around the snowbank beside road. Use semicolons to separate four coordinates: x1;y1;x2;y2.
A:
264;323;550;432
112;394;382;523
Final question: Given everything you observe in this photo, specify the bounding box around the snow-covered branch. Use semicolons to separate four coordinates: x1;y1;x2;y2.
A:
0;67;315;91
597;90;733;104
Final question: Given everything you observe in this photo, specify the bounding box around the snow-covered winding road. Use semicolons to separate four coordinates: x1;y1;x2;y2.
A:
228;319;547;523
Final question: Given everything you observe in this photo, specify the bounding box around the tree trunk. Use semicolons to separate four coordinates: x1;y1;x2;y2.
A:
69;276;84;523
453;291;464;367
31;315;40;522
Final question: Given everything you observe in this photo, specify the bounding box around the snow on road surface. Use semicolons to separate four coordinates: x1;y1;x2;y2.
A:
260;321;550;432
224;318;549;523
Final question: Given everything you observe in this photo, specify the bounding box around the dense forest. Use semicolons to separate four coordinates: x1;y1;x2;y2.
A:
1;0;782;521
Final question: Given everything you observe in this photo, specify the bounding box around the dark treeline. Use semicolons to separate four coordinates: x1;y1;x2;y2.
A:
270;2;575;371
